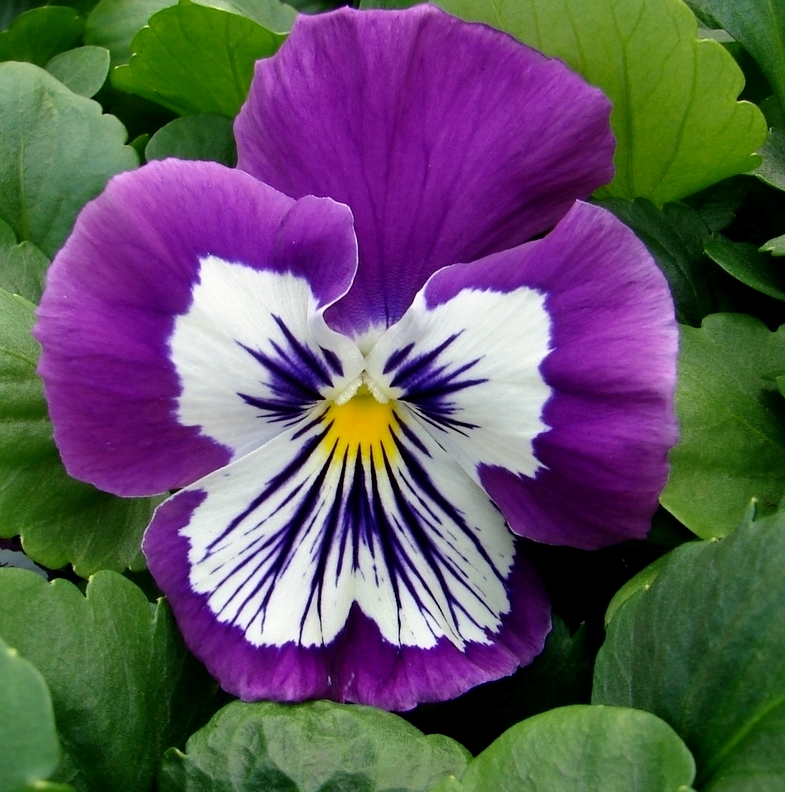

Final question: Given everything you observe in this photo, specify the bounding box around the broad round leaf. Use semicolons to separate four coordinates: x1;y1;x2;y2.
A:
0;61;137;257
0;287;153;576
112;0;286;117
0;634;68;792
434;705;696;792
0;6;84;67
46;45;111;98
594;512;785;791
0;568;215;792
146;114;237;165
660;313;785;538
158;699;470;792
437;0;766;205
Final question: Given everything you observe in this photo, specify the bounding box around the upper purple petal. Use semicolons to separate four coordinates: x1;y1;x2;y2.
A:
235;5;614;335
35;159;358;497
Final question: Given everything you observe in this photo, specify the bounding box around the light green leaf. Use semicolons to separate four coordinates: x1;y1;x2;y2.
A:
0;568;215;792
698;0;785;114
436;705;695;792
593;512;785;790
0;287;154;576
660;314;785;538
705;237;785;301
0;6;83;67
86;0;293;65
0;61;137;258
0;217;49;303
158;699;470;792
46;45;110;97
437;0;766;205
146;114;237;165
0;634;71;792
112;0;286;117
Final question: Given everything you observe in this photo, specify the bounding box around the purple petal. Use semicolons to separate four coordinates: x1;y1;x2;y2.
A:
235;5;614;335
143;399;550;710
422;201;675;549
35;159;359;497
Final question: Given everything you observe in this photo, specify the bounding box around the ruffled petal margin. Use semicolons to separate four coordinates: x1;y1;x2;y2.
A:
35;160;360;496
143;402;550;710
235;5;615;335
369;201;677;550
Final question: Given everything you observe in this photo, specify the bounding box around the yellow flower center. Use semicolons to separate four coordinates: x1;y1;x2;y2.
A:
323;384;398;466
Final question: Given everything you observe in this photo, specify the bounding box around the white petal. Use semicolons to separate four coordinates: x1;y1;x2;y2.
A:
365;285;552;483
169;256;365;459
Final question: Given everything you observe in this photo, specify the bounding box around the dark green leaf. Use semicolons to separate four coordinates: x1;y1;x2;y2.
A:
431;705;696;792
112;0;286;117
46;45;110;97
0;6;83;67
706;237;785;301
0;634;70;792
0;568;215;792
0;217;49;303
146;114;237;165
699;0;785;114
596;197;724;326
755;96;785;192
594;512;785;790
158;699;469;792
437;0;766;205
0;287;154;576
404;616;594;755
604;554;671;626
0;61;137;257
661;314;785;538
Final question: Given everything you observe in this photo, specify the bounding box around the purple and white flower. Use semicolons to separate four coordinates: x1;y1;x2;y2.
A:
35;6;678;710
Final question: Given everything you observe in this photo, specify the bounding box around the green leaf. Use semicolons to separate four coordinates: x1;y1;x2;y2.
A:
660;314;785;538
596;197;726;326
593;512;785;790
2;2;99;32
0;217;49;303
699;0;785;114
705;237;785;301
112;0;286;117
0;634;69;792
0;568;215;792
0;6;84;67
46;45;110;98
158;699;470;792
85;0;172;65
436;705;695;792
146;114;237;165
604;553;672;626
0;287;154;576
86;0;293;66
437;0;766;205
755;96;785;192
761;233;785;255
0;61;137;258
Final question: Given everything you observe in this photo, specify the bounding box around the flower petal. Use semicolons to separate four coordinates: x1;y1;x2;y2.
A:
143;402;550;710
235;5;614;335
35;160;360;496
367;201;678;549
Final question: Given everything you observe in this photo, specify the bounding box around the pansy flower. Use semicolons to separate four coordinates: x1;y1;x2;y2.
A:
35;6;677;710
